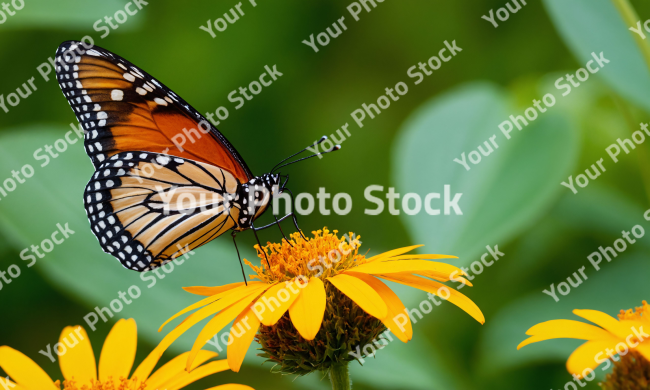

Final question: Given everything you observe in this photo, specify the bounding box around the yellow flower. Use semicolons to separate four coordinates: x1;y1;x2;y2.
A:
517;301;650;380
153;228;484;376
0;318;252;390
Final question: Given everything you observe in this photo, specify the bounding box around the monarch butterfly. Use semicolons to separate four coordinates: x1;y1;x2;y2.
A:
54;40;339;275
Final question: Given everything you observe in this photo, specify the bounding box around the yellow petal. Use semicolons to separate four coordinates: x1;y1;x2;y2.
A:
0;376;27;390
350;260;464;280
378;273;485;324
573;309;641;339
228;306;261;372
255;280;303;326
390;254;458;260
365;245;423;262
413;270;471;285
139;283;270;380
288;277;326;341
412;269;473;286
145;350;217;390
346;272;412;342
517;320;612;349
58;326;97;386
328;274;387;318
99;318;137;385
183;282;246;296
130;352;160;387
187;292;263;371
205;386;254;390
566;339;620;377
449;275;473;287
160;282;267;331
162;360;230;390
0;346;58;390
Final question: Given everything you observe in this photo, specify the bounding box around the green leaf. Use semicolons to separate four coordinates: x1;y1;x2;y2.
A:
350;330;462;390
543;0;650;112
2;0;143;30
392;82;580;267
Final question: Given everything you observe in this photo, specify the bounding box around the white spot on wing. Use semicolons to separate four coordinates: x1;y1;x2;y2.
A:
111;89;124;101
131;68;144;78
156;155;170;165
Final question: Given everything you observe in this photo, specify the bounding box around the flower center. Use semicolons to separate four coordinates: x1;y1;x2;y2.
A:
601;352;650;390
256;282;385;376
250;229;385;375
57;378;145;390
618;300;650;321
246;228;363;282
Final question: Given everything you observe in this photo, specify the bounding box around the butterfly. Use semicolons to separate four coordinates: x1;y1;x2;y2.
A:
54;40;339;273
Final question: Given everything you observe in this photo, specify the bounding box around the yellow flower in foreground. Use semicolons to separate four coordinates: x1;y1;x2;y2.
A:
153;228;484;381
518;301;650;384
0;318;252;390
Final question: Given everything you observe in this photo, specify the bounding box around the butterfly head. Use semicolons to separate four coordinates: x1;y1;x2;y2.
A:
236;173;281;228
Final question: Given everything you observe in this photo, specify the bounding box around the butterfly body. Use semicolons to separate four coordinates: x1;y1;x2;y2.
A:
55;40;286;271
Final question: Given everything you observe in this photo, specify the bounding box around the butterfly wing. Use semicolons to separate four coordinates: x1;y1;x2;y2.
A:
54;40;253;183
85;151;243;271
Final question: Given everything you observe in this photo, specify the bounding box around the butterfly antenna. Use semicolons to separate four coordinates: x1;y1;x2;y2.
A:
271;136;329;173
271;143;341;173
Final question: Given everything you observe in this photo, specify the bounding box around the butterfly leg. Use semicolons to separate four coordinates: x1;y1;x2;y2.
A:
274;215;293;247
291;213;307;241
251;221;272;269
231;231;248;286
282;188;307;241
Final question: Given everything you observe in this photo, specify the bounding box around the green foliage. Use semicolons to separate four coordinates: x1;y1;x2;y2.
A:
2;0;141;30
543;0;650;113
393;82;580;266
1;1;650;389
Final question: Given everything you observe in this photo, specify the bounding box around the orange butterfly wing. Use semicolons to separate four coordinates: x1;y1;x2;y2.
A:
54;40;252;183
83;151;241;271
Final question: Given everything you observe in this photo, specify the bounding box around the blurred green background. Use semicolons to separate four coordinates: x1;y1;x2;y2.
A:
1;0;650;389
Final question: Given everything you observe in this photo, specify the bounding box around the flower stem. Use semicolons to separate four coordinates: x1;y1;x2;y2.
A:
610;0;650;203
610;0;650;73
329;363;351;390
